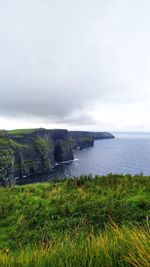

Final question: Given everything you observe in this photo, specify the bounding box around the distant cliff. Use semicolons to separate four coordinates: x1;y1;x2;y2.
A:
69;131;94;149
68;131;114;149
90;132;115;140
0;129;115;185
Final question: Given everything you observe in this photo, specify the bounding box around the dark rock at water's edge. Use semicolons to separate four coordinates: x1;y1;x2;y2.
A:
0;128;115;185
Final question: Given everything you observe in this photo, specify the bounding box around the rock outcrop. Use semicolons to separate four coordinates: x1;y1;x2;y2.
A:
68;131;94;149
0;129;73;185
0;128;115;185
0;131;15;185
68;131;115;149
90;132;115;140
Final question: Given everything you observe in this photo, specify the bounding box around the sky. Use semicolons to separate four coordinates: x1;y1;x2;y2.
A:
0;0;150;132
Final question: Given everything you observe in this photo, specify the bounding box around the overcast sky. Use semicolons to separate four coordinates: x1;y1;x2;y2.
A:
0;0;150;131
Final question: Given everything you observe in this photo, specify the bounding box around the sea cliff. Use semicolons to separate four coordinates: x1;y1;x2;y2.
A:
68;131;115;149
90;131;115;140
0;128;114;184
68;131;94;149
0;129;73;185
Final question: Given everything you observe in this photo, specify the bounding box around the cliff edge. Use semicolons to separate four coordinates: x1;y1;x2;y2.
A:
0;129;73;185
0;129;115;185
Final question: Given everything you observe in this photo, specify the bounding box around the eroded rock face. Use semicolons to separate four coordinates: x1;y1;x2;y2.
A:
68;131;115;150
68;131;94;149
0;131;15;185
0;129;73;184
0;128;115;184
90;132;115;140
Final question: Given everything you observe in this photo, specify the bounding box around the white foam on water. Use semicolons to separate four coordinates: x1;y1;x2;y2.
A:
60;158;79;164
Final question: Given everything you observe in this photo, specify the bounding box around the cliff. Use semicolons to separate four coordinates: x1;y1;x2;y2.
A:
68;131;94;149
0;130;15;185
68;131;115;149
90;132;115;140
0;129;115;185
0;129;73;185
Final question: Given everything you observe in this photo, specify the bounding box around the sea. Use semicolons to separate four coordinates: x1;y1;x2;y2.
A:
17;132;150;185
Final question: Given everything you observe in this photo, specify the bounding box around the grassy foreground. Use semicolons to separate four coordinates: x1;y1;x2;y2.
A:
0;175;149;266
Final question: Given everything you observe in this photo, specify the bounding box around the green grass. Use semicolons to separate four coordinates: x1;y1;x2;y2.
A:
0;175;149;266
8;129;38;135
0;223;149;267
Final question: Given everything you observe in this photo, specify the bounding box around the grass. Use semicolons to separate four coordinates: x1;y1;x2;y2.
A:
0;223;149;267
0;175;149;266
8;129;38;135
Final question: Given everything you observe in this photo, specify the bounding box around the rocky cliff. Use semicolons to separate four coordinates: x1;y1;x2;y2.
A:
68;131;94;149
0;129;115;185
0;131;15;185
90;132;115;140
0;129;73;185
68;131;115;149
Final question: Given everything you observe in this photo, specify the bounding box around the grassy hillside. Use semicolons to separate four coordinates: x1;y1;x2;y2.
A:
0;175;149;266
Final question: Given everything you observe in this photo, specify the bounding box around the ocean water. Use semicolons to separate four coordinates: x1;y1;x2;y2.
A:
17;133;150;185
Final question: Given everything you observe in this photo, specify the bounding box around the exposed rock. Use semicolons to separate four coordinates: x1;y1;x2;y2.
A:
90;132;115;140
68;131;94;149
0;129;73;184
0;131;15;185
68;131;115;149
0;128;115;185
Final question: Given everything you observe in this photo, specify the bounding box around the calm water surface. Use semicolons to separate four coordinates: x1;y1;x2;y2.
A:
17;133;150;185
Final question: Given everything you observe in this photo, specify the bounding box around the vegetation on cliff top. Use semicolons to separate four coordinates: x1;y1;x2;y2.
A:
8;129;38;135
0;174;149;266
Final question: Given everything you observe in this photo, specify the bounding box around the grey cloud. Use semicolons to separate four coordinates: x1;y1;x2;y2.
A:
0;0;150;128
54;112;97;126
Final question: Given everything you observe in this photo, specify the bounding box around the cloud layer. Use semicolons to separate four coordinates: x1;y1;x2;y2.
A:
0;0;150;130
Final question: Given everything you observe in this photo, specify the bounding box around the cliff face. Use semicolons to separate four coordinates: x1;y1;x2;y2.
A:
69;131;94;149
0;131;15;185
0;129;73;185
68;131;115;149
90;132;115;140
0;128;115;185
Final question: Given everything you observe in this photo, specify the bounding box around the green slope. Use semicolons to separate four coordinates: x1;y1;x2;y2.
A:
0;175;149;266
